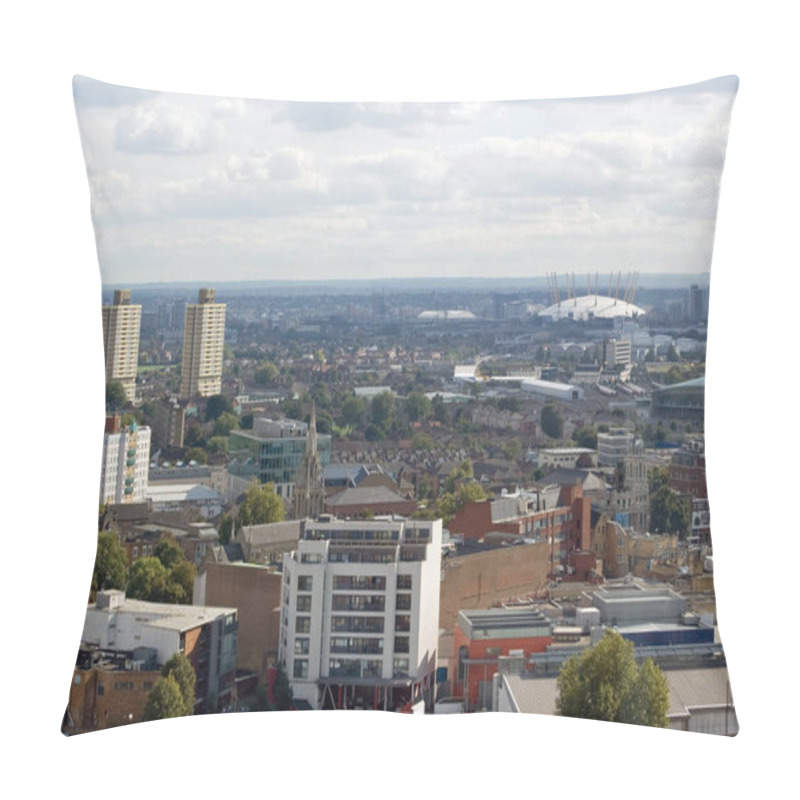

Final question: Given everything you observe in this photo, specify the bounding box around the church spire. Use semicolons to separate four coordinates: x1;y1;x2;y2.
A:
293;402;325;520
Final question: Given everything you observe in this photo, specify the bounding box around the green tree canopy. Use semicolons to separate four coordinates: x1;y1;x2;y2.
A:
212;411;240;438
166;560;196;604
205;394;232;422
272;662;294;711
155;538;185;570
556;630;669;727
540;403;564;440
105;380;127;412
371;391;395;432
92;532;129;598
238;482;285;527
206;435;229;458
572;425;598;449
405;391;432;423
254;360;279;386
127;557;168;602
338;395;366;428
650;485;691;537
143;674;186;722
162;652;196;716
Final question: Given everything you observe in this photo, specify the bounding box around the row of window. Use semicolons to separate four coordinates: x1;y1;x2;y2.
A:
296;614;412;635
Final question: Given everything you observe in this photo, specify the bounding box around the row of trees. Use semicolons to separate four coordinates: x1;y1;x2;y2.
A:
92;533;196;604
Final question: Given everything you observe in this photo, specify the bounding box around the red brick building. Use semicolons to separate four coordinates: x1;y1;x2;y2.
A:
452;608;552;712
63;646;162;735
448;485;591;573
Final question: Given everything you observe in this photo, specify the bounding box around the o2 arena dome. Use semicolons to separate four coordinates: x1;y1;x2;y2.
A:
539;271;645;322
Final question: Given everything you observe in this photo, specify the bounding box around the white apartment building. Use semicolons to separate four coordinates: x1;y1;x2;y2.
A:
180;288;226;399
603;337;632;369
597;428;636;466
102;289;141;403
278;518;442;712
535;447;597;469
100;418;151;505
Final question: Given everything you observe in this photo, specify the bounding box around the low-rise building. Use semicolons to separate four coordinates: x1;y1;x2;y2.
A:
81;589;238;713
453;608;552;712
63;644;161;735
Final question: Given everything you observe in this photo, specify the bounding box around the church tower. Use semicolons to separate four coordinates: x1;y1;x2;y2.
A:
293;404;326;519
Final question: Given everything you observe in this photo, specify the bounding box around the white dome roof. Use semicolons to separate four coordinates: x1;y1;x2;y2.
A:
539;294;645;321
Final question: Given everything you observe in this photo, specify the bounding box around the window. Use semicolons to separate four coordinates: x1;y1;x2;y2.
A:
395;614;410;632
396;574;412;590
295;616;311;634
394;636;409;654
395;593;411;610
294;638;310;655
297;575;313;592
296;596;312;612
293;659;309;679
393;657;410;678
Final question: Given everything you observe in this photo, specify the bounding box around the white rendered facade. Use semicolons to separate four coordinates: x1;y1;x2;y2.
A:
597;428;635;466
279;518;442;711
100;422;151;505
180;288;226;399
102;289;141;403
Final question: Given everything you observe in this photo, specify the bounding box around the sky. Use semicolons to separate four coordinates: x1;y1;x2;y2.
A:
73;75;738;286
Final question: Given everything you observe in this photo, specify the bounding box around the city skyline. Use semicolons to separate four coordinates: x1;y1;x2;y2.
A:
73;75;737;286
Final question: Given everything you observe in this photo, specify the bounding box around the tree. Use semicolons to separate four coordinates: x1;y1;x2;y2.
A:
166;560;196;604
431;394;448;425
650;485;690;537
238;482;285;527
212;411;240;437
272;662;294;711
205;394;232;422
206;435;229;458
405;391;431;423
143;674;186;722
91;532;129;598
339;395;366;428
105;380;127;412
155;538;185;570
572;425;598;449
502;438;522;461
218;514;234;545
371;391;395;433
186;447;208;465
162;652;196;716
127;557;168;601
540;403;564;440
254;360;279;386
556;630;669;727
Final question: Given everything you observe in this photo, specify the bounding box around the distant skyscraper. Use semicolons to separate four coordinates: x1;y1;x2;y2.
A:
102;289;141;404
689;284;708;324
293;404;326;520
180;288;226;399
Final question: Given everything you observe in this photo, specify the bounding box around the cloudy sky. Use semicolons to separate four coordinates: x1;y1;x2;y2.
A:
73;75;738;286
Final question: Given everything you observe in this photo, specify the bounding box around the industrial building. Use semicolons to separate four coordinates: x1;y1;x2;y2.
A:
651;377;705;421
521;378;584;402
